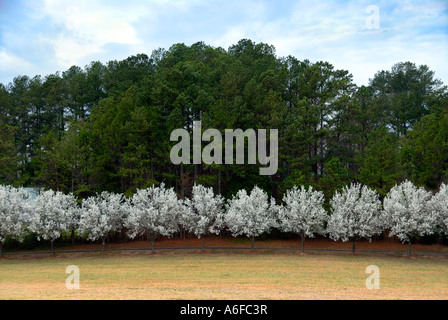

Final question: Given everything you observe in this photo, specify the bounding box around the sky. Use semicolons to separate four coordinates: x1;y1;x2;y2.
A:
0;0;447;87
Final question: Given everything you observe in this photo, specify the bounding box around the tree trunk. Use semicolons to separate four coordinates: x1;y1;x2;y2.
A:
251;236;255;251
202;237;205;252
51;240;55;256
352;238;356;254
102;238;106;255
71;228;75;245
151;238;155;254
300;231;305;253
0;241;3;258
408;241;412;256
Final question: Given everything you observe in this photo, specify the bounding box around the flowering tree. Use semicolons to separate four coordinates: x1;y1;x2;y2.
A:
183;185;224;251
79;192;126;254
327;183;384;254
0;186;31;257
125;184;184;253
278;186;328;253
67;201;81;245
429;183;448;238
225;186;277;251
383;180;434;256
29;190;78;255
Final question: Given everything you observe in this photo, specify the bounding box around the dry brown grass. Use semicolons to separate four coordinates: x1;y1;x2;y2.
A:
6;236;448;256
1;248;447;300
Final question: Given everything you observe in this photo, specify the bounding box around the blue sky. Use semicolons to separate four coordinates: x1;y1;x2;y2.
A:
1;0;447;86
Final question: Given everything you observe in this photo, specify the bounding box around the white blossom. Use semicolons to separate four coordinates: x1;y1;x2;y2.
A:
327;184;384;247
384;180;434;248
278;186;327;250
79;192;126;249
429;183;448;237
125;184;183;252
0;185;31;245
29;190;78;250
182;185;224;239
225;186;277;249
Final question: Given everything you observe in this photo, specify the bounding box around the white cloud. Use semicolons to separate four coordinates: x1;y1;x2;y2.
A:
0;0;446;86
200;0;448;85
32;0;146;68
0;49;38;84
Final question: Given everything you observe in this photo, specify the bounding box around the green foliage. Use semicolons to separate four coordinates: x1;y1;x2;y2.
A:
318;157;350;201
401;111;448;189
0;40;446;200
358;126;402;197
0;123;19;185
370;62;446;137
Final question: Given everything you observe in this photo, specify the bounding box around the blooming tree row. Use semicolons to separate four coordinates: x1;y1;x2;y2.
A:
0;181;447;256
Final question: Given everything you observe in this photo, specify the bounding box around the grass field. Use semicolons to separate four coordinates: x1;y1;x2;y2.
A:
1;249;447;300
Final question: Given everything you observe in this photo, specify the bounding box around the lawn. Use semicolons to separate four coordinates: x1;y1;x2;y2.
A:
0;250;447;300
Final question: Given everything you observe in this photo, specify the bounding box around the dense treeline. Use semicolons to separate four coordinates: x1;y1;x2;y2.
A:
1;181;447;257
0;39;447;200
